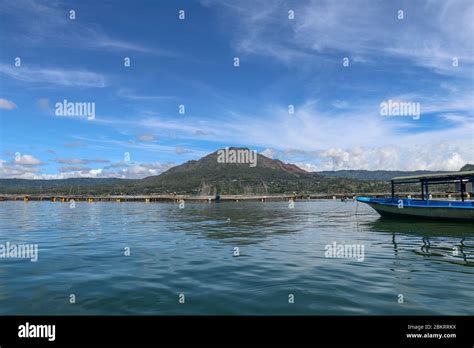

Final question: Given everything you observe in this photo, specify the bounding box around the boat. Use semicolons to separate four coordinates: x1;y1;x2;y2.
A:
357;171;474;221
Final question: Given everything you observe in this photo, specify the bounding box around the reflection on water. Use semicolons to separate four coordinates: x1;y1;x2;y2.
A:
0;200;472;315
368;217;473;237
364;216;474;266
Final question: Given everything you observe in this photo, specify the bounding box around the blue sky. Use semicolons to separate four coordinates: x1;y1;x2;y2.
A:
0;0;473;179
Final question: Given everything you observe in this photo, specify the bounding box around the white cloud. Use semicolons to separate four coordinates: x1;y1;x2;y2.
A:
66;162;174;180
0;157;41;178
36;98;50;110
14;154;43;165
59;166;91;172
289;142;473;172
138;134;157;142
0;157;174;179
0;98;17;110
175;147;192;155
261;148;277;159
117;162;173;179
293;162;318;172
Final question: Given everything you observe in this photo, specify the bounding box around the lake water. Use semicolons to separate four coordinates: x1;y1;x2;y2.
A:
0;200;472;315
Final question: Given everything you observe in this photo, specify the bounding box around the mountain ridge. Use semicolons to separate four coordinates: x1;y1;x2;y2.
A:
316;169;449;181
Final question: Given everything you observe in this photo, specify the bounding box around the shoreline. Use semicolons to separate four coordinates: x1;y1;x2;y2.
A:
0;192;468;202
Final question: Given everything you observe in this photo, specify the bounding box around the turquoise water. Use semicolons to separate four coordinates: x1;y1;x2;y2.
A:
0;200;472;315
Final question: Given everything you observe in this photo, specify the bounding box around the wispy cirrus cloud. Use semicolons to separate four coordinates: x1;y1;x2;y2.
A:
0;64;106;88
205;0;474;75
53;158;110;165
70;135;205;158
63;141;85;148
138;94;472;149
0;0;175;56
117;89;178;101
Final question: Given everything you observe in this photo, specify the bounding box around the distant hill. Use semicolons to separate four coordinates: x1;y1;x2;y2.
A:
318;164;474;181
0;178;131;194
461;164;474;171
316;170;448;181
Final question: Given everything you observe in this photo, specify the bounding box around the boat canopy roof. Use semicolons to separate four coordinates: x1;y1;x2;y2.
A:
392;171;474;184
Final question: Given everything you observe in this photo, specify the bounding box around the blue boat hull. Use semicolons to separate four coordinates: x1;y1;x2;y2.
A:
357;197;474;221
